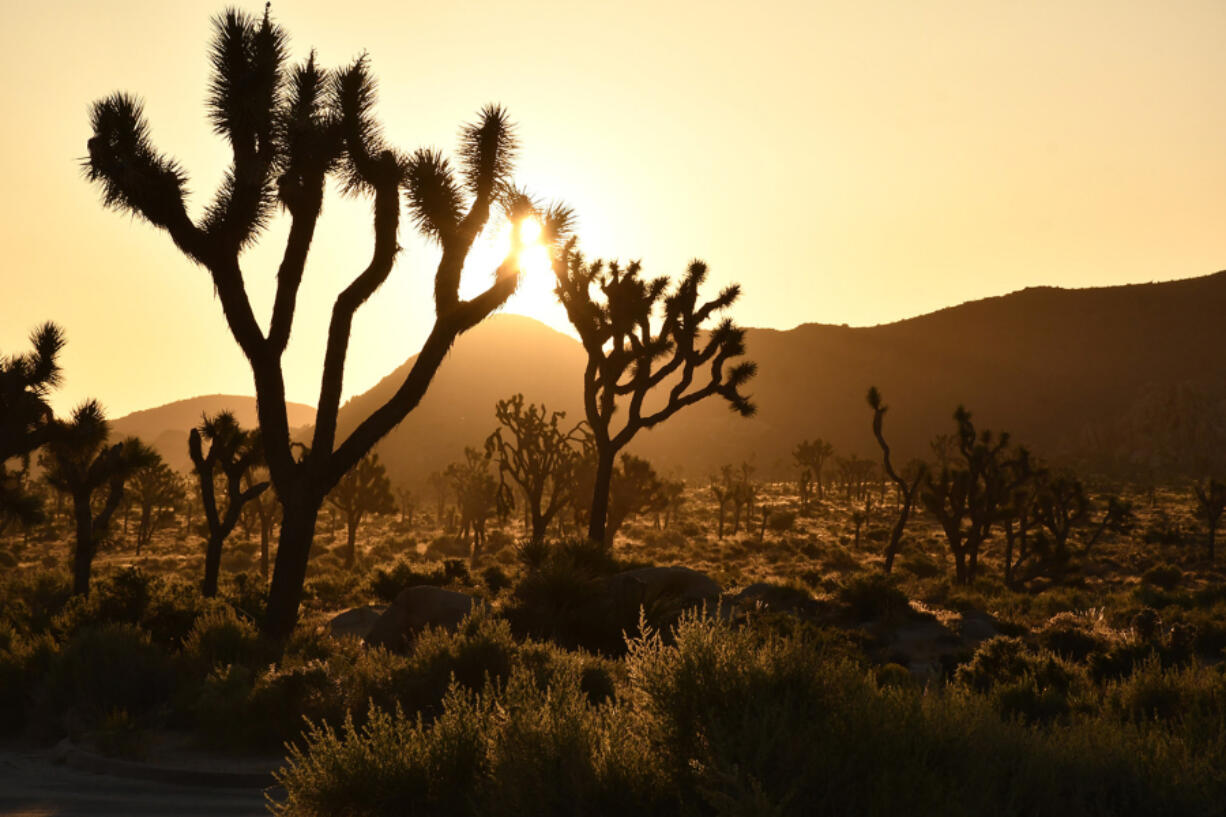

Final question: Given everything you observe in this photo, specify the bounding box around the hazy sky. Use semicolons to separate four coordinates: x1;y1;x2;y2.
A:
1;0;1223;417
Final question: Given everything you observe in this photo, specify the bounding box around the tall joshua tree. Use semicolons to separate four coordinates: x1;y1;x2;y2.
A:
553;247;756;545
85;9;568;637
1;322;66;528
190;411;269;597
42;402;156;594
484;393;589;545
128;452;186;555
326;452;395;570
867;387;926;574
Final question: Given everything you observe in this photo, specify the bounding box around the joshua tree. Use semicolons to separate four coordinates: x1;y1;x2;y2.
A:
998;448;1040;587
920;407;1024;585
730;462;758;535
85;9;569;638
427;471;450;530
395;485;416;527
240;465;278;580
326;453;395;570
1;322;66;528
1083;494;1135;554
710;464;736;539
1033;470;1089;561
655;478;686;529
189;411;268;597
484;394;589;545
128;453;186;554
42;401;155;594
1193;478;1226;560
553;247;755;546
446;447;500;564
866;387;927;574
604;454;666;546
793;438;834;502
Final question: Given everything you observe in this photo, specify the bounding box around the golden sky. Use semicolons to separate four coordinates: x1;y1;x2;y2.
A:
1;0;1223;418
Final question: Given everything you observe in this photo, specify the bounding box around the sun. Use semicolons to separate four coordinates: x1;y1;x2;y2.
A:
458;216;574;336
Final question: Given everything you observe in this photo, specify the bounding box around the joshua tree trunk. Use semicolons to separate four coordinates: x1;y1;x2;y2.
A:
71;490;95;595
345;511;360;570
265;494;322;641
588;447;616;545
202;532;226;597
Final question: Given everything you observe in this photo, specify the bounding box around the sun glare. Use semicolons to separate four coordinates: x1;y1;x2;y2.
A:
458;216;574;336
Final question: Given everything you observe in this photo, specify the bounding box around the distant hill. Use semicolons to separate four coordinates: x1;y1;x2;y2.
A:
111;395;316;473
120;272;1226;485
337;272;1226;486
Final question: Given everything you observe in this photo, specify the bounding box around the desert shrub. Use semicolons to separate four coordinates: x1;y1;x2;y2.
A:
180;607;262;671
1039;612;1107;661
141;577;210;648
247;661;346;751
274;668;663;817
427;534;469;560
898;549;942;578
302;572;364;609
1131;607;1162;642
0;627;58;735
874;662;915;689
1088;642;1156;684
1142;563;1182;591
366;558;449;602
404;609;517;711
0;568;72;635
1144;509;1190;546
484;528;514;554
49;623;173;729
222;572;268;622
837;572;911;623
91;707;150;759
481;565;512;595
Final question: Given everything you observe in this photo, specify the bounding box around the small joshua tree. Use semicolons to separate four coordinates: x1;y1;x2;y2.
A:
1;322;66;529
85;8;569;637
710;464;737;539
42;401;156;594
553;246;756;546
1084;495;1135;555
793;438;834;503
128;453;186;555
1033;469;1089;561
394;485;416;527
866;387;926;574
484;393;590;545
1193;478;1226;560
604;454;666;546
326;452;395;570
446;447;500;563
189;411;268;597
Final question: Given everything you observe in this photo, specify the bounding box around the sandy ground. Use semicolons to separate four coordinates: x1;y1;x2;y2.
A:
0;747;271;817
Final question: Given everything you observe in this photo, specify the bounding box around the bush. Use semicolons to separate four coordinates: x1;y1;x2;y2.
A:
1038;612;1107;661
49;623;173;730
837;572;911;623
180;607;262;671
366;558;450;603
1142;563;1182;591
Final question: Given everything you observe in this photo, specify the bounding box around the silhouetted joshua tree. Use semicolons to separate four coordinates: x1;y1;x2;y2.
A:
998;449;1041;587
326;452;395;570
1193;478;1226;560
710;465;736;539
189;411;268;597
553;246;755;546
128;452;185;554
793;438;834;503
920;407;1024;585
42;401;155;595
1;322;65;529
484;393;589;545
866;387;927;574
394;485;416;527
239;465;278;580
1033;470;1089;561
85;8;569;638
446;447;499;564
605;453;666;546
1083;494;1135;555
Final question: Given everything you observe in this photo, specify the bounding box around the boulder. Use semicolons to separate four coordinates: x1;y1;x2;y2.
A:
327;605;386;640
601;566;723;630
364;586;476;652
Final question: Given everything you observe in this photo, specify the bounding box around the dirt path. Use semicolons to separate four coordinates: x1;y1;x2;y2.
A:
0;748;272;817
